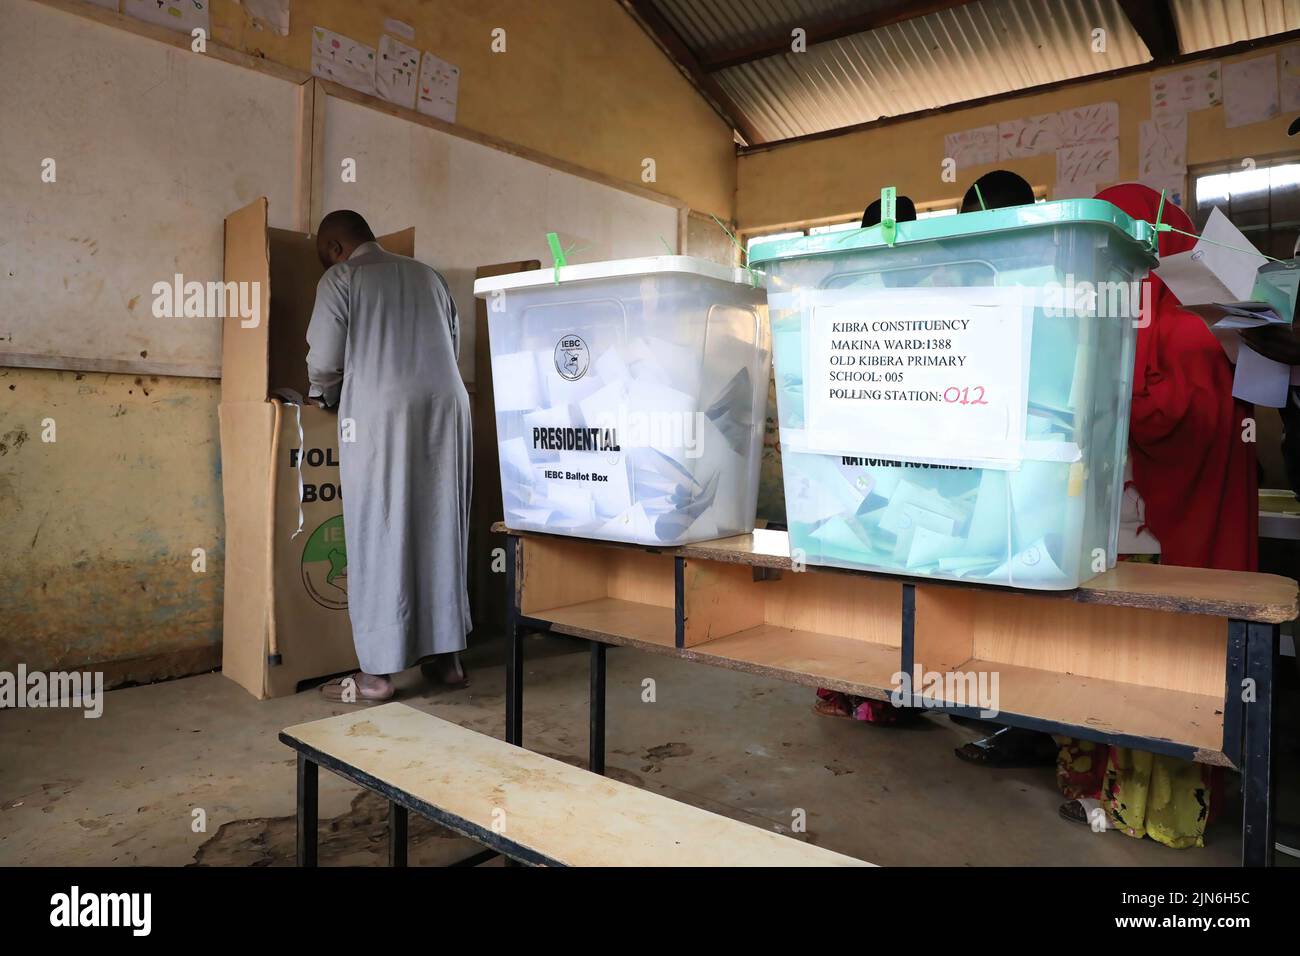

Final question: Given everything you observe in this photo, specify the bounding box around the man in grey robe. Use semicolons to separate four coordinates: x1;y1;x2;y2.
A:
306;210;471;702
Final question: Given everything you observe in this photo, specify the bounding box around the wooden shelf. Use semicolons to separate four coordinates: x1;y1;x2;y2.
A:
937;658;1227;761
495;524;1299;625
527;598;676;650
687;624;902;701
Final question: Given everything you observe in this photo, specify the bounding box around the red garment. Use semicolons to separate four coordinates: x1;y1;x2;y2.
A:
1095;184;1258;571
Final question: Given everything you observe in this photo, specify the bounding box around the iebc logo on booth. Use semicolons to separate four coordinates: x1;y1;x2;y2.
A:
301;515;349;610
554;334;590;381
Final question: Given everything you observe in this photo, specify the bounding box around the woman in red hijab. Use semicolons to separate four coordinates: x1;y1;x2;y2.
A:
1098;182;1258;572
1052;184;1254;847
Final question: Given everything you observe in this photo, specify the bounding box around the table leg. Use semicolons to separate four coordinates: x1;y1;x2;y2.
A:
1241;622;1277;867
389;802;408;867
590;641;607;775
296;754;318;868
505;536;524;747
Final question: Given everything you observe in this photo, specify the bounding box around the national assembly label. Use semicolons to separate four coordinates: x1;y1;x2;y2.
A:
800;287;1033;469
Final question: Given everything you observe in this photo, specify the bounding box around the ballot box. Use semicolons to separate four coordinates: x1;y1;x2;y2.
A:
474;256;769;545
218;198;414;698
749;200;1158;589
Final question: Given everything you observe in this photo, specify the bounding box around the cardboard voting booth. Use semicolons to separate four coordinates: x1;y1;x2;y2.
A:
218;198;415;699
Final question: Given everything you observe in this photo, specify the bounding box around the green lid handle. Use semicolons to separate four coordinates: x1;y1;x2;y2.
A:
881;186;897;247
546;232;567;285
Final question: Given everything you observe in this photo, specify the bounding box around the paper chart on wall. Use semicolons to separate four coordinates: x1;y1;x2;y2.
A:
124;0;210;33
998;114;1061;159
1151;62;1222;117
1138;114;1186;176
376;35;421;110
1138;171;1186;208
945;125;999;169
1055;102;1119;146
311;27;377;96
1224;54;1279;128
1056;139;1118;184
417;51;460;123
237;0;290;36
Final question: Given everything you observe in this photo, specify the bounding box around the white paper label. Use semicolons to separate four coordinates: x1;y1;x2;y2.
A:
801;288;1031;468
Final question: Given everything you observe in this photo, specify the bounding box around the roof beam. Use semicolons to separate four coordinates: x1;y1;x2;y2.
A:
739;27;1300;154
1117;0;1181;62
699;1;978;73
620;0;762;145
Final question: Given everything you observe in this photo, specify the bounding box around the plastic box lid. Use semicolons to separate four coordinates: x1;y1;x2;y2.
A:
747;198;1159;267
473;254;762;295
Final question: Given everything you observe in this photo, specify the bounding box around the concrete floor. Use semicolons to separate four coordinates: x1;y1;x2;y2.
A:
1;633;1296;867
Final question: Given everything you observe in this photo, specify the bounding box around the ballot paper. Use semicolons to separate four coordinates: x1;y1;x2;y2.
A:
1157;207;1267;304
1157;210;1298;366
1233;343;1291;407
989;537;1069;586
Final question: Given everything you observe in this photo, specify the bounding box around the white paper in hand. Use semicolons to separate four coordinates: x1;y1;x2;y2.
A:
1156;207;1267;305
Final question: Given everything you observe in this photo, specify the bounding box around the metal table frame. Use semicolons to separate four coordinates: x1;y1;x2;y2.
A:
502;530;1285;867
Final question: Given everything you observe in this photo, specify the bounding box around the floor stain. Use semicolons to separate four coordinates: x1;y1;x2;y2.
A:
190;790;463;867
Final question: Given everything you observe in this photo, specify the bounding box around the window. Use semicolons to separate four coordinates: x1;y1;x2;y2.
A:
1191;157;1300;260
808;220;860;236
745;229;803;257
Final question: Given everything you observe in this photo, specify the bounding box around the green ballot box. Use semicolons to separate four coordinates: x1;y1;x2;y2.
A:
750;199;1157;589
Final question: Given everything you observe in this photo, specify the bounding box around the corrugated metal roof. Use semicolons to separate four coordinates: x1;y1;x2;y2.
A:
640;0;1300;144
1172;0;1300;52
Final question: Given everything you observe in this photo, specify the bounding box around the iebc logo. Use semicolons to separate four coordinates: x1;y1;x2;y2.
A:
553;334;589;381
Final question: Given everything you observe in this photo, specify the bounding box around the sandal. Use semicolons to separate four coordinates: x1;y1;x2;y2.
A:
420;657;470;689
319;672;394;704
812;696;854;719
954;727;1057;768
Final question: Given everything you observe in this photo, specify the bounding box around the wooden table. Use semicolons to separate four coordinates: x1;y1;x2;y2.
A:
494;522;1297;866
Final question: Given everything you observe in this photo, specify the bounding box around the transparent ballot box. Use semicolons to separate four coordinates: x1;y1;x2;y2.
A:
474;256;770;545
749;200;1158;589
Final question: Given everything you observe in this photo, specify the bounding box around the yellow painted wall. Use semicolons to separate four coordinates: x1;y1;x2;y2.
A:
0;368;224;683
210;0;737;218
737;39;1300;230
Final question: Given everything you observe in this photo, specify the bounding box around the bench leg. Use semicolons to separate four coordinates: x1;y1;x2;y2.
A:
590;641;606;775
389;802;408;867
1241;622;1278;867
296;754;318;868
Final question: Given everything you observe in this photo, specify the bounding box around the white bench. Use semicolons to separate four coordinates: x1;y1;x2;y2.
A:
281;702;869;867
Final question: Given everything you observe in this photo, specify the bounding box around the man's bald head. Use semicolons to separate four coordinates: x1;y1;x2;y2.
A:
316;210;376;269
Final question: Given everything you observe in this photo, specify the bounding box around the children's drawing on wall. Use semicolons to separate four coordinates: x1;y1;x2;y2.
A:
377;35;421;110
236;0;290;36
1056;139;1119;185
311;27;377;97
944;125;998;169
418;51;460;124
124;0;210;34
998;114;1060;159
1151;62;1222;117
1223;54;1280;128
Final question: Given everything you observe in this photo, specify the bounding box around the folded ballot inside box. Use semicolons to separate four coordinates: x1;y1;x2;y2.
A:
474;256;770;546
750;198;1157;589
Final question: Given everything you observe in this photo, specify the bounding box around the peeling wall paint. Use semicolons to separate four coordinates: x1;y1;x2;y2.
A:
0;368;223;683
